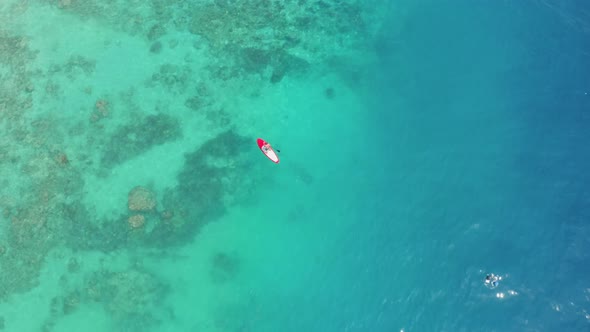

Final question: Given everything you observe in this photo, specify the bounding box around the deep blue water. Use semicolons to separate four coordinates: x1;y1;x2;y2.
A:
322;1;590;331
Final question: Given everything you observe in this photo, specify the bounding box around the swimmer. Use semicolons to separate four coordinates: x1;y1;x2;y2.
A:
262;143;280;153
485;273;500;289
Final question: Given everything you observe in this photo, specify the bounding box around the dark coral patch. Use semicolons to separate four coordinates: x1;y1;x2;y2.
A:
210;251;240;283
101;114;182;167
146;130;255;247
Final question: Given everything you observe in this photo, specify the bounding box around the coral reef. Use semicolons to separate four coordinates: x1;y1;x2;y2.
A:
128;214;146;229
43;267;167;331
183;82;215;113
101;113;182;167
91;98;110;122
147;24;166;41
210;251;240;283
54;151;70;166
65;160;256;251
0;31;35;122
64;55;96;79
62;290;81;314
146;130;256;247
45;0;148;37
128;186;157;212
188;0;371;82
67;218;128;252
184;96;207;112
148;64;192;93
188;1;290;51
0;138;85;297
149;41;163;54
83;268;167;329
67;257;80;273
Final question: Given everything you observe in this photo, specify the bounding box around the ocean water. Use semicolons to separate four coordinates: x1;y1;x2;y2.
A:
0;0;589;331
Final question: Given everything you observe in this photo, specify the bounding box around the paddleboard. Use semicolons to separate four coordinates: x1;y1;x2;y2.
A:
257;138;280;164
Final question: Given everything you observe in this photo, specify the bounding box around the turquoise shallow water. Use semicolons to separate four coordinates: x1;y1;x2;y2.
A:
0;0;589;331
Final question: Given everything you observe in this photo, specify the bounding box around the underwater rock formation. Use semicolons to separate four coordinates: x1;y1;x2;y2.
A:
128;186;157;212
127;214;146;229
